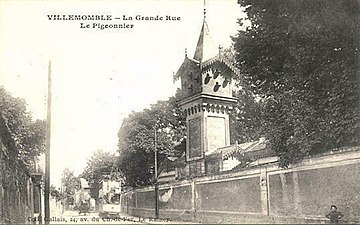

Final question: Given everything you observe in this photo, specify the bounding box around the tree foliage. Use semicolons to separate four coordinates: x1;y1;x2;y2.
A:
233;0;360;166
117;95;186;187
0;86;46;170
50;185;62;202
62;168;80;205
80;150;121;201
230;87;264;144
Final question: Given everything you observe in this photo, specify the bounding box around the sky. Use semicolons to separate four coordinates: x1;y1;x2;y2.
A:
0;0;244;187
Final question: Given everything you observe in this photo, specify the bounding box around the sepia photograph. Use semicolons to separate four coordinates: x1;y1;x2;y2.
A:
0;0;359;224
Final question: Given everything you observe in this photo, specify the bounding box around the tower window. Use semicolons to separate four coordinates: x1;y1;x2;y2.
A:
213;82;221;92
204;73;211;84
213;68;220;79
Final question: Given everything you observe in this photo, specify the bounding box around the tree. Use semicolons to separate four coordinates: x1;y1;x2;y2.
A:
219;47;266;144
233;0;360;166
117;95;186;187
230;87;264;144
0;86;46;170
50;185;62;202
62;168;80;206
80;150;121;203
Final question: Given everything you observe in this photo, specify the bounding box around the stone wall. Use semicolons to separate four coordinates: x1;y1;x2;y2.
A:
121;147;360;223
267;151;360;222
0;141;35;224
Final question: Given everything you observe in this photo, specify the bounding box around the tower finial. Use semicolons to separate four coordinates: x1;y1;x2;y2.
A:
185;48;188;58
203;0;206;20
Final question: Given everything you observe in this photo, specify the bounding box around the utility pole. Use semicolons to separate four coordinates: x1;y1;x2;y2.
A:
154;125;159;219
61;171;65;214
44;60;52;224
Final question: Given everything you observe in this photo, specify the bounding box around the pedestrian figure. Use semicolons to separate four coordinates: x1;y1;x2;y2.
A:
325;205;344;223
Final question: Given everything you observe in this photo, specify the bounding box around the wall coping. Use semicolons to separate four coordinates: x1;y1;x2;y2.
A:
128;145;360;191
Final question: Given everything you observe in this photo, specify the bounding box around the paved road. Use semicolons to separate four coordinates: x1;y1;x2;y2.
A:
35;199;191;224
46;199;193;224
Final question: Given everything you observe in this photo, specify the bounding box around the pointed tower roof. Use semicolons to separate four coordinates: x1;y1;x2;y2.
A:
193;15;218;62
174;3;241;82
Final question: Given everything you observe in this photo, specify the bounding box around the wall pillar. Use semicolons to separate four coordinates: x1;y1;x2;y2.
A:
260;168;268;215
135;191;138;209
0;184;3;224
279;173;290;215
191;180;196;219
293;171;301;216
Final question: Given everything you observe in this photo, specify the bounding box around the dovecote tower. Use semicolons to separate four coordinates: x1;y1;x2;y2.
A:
174;8;238;176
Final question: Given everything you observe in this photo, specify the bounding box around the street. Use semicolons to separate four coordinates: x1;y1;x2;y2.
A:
45;209;188;224
46;201;140;224
37;198;190;224
49;211;140;224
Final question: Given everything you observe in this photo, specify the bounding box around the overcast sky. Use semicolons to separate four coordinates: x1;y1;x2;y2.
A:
0;0;244;187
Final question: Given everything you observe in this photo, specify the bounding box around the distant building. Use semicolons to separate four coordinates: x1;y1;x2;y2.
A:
79;178;90;189
74;178;91;207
